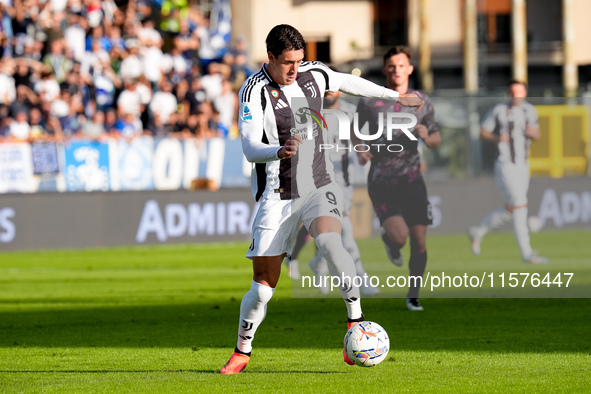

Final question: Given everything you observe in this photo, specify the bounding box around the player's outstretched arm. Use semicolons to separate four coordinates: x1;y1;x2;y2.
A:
334;73;424;111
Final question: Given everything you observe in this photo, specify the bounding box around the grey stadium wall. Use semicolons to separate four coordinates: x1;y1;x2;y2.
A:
0;178;590;251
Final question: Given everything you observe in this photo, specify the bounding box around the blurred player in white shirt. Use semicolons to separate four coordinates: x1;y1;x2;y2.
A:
469;80;547;264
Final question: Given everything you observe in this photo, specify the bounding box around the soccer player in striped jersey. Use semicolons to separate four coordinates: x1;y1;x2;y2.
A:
221;25;423;374
468;80;547;264
355;46;441;312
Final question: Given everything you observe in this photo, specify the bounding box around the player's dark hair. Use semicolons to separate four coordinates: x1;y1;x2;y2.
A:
266;24;307;58
509;79;528;90
383;46;412;65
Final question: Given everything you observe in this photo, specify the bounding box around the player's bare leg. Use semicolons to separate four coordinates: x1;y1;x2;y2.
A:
470;203;546;263
309;216;363;365
221;255;283;374
469;207;512;255
381;216;408;266
406;225;427;311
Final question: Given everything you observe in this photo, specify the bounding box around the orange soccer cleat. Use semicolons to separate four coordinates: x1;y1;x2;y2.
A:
344;317;364;365
343;347;355;365
220;351;250;375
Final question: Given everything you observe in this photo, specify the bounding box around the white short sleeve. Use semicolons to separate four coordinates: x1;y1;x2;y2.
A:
481;105;500;132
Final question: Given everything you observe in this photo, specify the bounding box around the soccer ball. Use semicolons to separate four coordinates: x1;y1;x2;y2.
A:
528;216;542;233
344;321;390;367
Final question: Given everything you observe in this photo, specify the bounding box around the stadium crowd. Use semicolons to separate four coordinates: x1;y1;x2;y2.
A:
0;0;252;143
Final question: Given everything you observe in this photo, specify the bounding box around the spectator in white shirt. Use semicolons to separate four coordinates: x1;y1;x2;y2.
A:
136;77;152;107
150;80;177;125
117;79;142;118
0;61;16;105
64;13;86;62
141;41;163;87
213;79;236;135
9;111;31;141
35;71;61;103
138;19;161;47
120;39;143;80
81;41;109;78
200;62;225;101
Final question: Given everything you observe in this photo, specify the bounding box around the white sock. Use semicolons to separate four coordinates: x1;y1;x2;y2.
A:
313;247;326;263
315;232;362;320
341;216;367;277
476;207;512;237
236;281;275;354
512;207;533;259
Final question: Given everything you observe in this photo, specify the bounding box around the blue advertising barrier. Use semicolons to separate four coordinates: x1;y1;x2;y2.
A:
1;137;250;194
31;143;60;175
64;141;111;192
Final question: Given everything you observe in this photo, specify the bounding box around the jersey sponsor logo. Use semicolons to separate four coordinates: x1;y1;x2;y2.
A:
242;105;252;121
290;107;328;139
274;99;288;110
290;126;317;139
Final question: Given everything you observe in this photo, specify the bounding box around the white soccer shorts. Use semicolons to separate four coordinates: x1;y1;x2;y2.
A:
246;184;344;259
494;160;530;207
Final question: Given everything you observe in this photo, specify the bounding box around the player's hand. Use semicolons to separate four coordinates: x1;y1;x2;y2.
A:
499;133;509;143
398;94;424;112
414;124;429;140
357;150;373;165
278;135;303;159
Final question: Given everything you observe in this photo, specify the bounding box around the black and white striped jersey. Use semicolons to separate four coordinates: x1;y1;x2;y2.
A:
481;102;539;165
239;61;341;202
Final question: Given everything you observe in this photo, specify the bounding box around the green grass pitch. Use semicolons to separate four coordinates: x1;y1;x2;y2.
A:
0;230;590;393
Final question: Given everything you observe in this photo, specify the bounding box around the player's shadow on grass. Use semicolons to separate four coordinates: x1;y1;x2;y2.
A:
0;370;347;374
0;298;589;354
